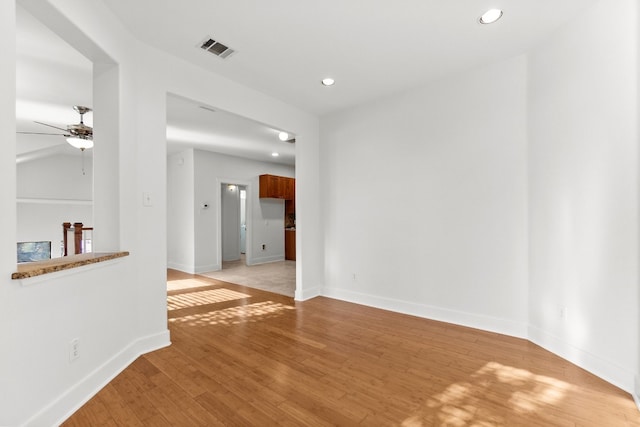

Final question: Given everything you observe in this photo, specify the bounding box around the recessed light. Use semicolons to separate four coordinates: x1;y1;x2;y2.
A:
278;131;289;141
322;78;335;86
272;152;280;157
479;9;503;24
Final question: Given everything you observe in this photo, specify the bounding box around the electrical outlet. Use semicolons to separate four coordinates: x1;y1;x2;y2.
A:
143;192;153;207
560;306;568;320
69;338;80;362
352;273;357;281
261;244;266;251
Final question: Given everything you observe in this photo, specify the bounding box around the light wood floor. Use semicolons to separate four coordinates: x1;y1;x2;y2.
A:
64;270;640;426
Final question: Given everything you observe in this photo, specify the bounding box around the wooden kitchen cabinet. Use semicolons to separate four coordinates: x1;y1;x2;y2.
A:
259;174;294;200
285;179;296;214
284;177;294;200
285;198;295;215
285;229;296;260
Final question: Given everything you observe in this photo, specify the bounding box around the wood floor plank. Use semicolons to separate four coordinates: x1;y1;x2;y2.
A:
63;269;640;426
194;390;267;426
62;397;114;427
109;381;158;423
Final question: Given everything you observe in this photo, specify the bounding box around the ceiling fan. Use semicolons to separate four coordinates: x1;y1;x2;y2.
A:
17;105;93;151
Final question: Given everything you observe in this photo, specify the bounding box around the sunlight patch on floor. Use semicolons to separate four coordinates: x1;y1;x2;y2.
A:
488;362;569;413
167;278;215;291
167;288;251;310
401;361;571;427
169;301;296;326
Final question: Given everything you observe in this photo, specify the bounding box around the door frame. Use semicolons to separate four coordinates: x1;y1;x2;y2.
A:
216;177;252;269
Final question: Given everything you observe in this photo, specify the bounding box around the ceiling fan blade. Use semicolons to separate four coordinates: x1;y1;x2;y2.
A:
34;121;68;132
17;131;69;136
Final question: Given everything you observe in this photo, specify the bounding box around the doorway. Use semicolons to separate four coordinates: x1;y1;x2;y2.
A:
221;182;247;265
240;187;247;254
164;94;299;297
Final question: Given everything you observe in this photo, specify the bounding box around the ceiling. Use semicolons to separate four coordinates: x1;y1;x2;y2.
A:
17;0;601;165
16;4;93;161
103;0;600;116
16;4;295;166
166;95;295;164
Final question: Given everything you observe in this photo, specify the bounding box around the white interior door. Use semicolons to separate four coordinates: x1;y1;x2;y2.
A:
240;187;246;254
221;183;241;262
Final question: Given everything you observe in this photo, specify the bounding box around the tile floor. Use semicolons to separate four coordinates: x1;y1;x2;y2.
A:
199;254;296;297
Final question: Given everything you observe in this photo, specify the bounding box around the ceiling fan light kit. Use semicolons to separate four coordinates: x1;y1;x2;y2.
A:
17;105;94;151
66;105;93;149
66;135;93;150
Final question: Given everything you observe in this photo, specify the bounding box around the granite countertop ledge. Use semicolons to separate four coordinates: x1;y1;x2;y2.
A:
12;251;130;280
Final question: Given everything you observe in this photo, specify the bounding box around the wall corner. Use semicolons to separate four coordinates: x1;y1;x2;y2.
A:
634;375;640;411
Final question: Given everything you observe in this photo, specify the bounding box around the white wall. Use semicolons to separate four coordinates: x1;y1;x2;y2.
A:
191;149;294;272
2;0;321;423
0;0;18;421
1;1;155;425
17;153;92;200
3;1;321;423
1;0;172;424
321;55;530;337
527;0;638;392
637;0;640;406
17;154;93;259
320;0;639;396
167;149;194;272
252;193;287;265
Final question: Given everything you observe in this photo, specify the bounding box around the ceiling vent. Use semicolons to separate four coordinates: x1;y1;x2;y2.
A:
199;37;235;59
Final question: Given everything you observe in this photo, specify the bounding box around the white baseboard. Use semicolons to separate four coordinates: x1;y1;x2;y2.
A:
167;261;195;274
528;325;634;394
321;287;528;339
248;255;284;265
321;287;637;396
195;263;220;274
167;262;222;274
23;330;171;427
322;287;638;398
295;285;321;301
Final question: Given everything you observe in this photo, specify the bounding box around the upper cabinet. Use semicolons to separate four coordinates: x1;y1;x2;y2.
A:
259;174;295;200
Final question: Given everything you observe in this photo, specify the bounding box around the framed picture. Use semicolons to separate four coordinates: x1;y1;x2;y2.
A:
17;241;52;263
